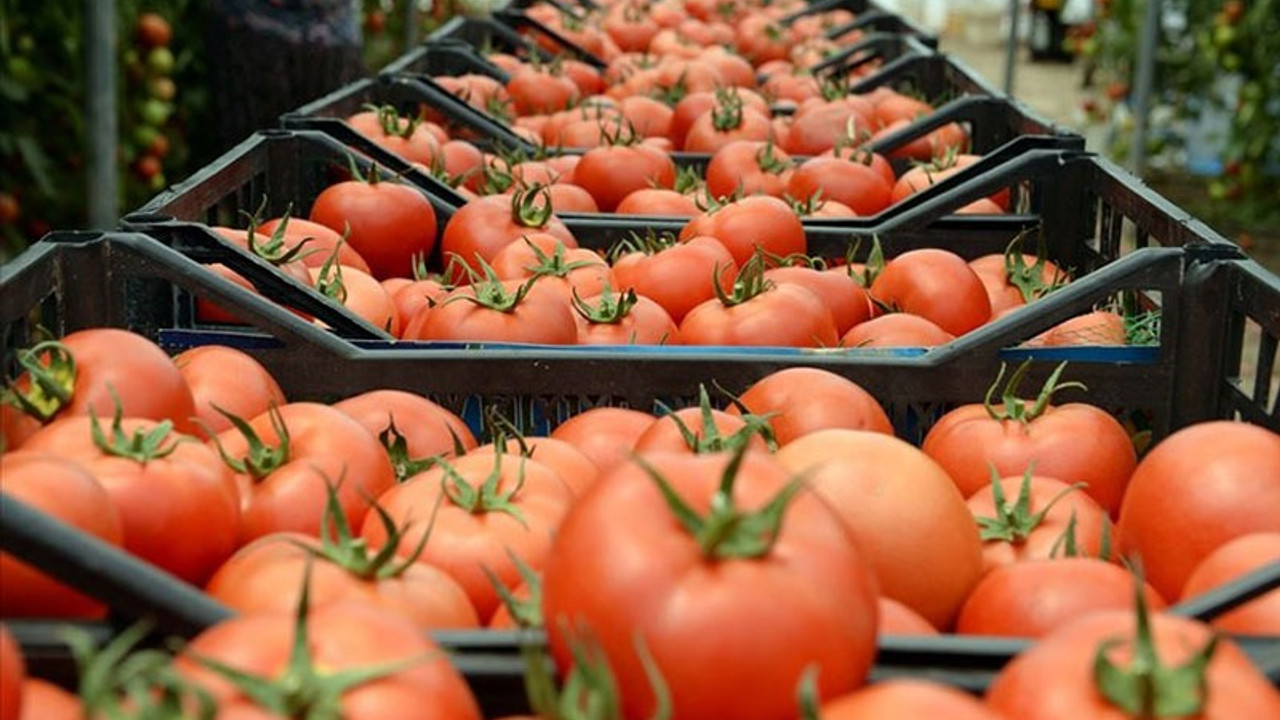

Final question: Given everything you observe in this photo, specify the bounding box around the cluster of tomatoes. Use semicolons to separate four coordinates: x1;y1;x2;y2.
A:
124;12;177;192
2;324;1278;718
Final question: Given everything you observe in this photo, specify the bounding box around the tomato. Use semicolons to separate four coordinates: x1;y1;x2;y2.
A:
611;233;736;323
309;264;401;336
176;600;482;720
670;88;770;149
257;216;374;274
1181;532;1280;635
892;153;1010;210
705;140;793;200
614;187;700;216
346;105;441;168
680;263;838;348
923;363;1138;514
763;265;873;336
1117;421;1280;600
957;558;1166;638
405;277;578;345
549;406;656;475
618;95;674;138
762;71;821;105
968;473;1114;573
879;597;939;636
545;182;600;213
821;145;897;188
362;449;573;621
2;328;197;442
819;679;1005;720
309;173;437;281
485;435;602;498
0;625;19;720
561;59;605;96
680;195;806;266
869;249;992;336
542;450;879;720
199;225;319;326
970;248;1067;315
490;234;615;302
786;157;894;217
840;313;955;348
135;12;172;48
604;6;661;52
439;140;486;188
206;526;480;630
1037;310;1128;347
507;66;580;116
574;289;682;346
439;188;576;282
14;679;78;720
784;98;875;157
390;277;452;335
22;414;239;586
331;389;476;483
574;143;677;213
682;100;773;154
698;46;756;87
777;430;984;629
985;607;1280;719
174;345;287;438
728;368;892;444
734;14;793;64
211;402;396;544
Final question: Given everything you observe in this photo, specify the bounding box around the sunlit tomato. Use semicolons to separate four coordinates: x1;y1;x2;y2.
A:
574;144;677;212
439;189;576;282
680;280;839;348
507;67;580;116
573;290;683;346
406;277;579;345
256;216;373;274
308;264;401;336
704;140;793;200
967;474;1114;573
787;156;894;217
331;389;476;481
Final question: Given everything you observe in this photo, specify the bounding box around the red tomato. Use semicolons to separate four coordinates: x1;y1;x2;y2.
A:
573;289;683;346
957;558;1167;638
777;430;985;629
680;195;807;267
1117;421;1280;600
869;249;992;336
985;608;1280;719
390;277;452;335
21;416;239;586
198;226;320;326
618;95;674;138
764;265;873;335
682;103;773;154
211;402;396;544
2;329;197;442
784;98;875;157
787;157;894;216
545;182;600;213
1181;532;1280;635
614;188;700;216
439;189;576;282
968;473;1114;573
1037;310;1128;347
485;435;602;498
841;313;955;348
362;450;573;621
680;273;838;347
541;450;880;720
346;106;442;167
728;367;892;444
15;679;79;720
634;399;771;455
820;679;1006;720
879;597;939;636
308;264;401;336
309;175;437;281
331;389;476;482
922;363;1138;514
174;345;286;439
611;234;737;323
256;216;373;273
549;407;656;475
176;601;482;720
0;626;19;720
704;140;793;200
490;234;615;302
670;88;769;148
507;67;579;115
574;144;677;213
405;277;578;345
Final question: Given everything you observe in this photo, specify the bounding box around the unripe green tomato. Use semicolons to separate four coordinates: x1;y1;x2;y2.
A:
138;99;172;127
1213;25;1236;48
149;172;167;191
133;124;161;150
146;47;175;75
6;57;39;88
1221;53;1241;71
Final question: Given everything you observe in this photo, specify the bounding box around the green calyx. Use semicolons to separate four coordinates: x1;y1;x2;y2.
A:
2;339;76;422
599;115;641;147
89;393;181;463
517;236;601;280
1093;568;1218;718
361;103;421;140
710;87;745;133
378;419;466;483
608;228;680;263
713;250;775;308
240;198;315;267
513;184;556;228
524;622;670;720
656;384;777;455
572;285;637;325
1049;508;1114;560
674;165;704;195
183;562;434;720
1003;230;1070;304
638;441;801;560
437;444;529;527
483;548;544;630
313;241;349;305
975;464;1086;544
209;403;291;481
447;260;539;314
983;360;1087;424
305;472;437;582
755;138;790;175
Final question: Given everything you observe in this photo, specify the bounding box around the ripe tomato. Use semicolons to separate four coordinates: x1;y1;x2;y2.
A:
788;157;894;217
574;289;682;346
14;679;79;720
618;95;674;138
892;153;1010;210
819;679;1006;720
176;600;482;720
879;597;939;636
0;453;124;618
310;263;401;335
728;367;892;444
1181;532;1280;635
923;362;1138;514
439;188;576;282
390;277;452;335
705;140;793;200
869;249;991;336
549;406;656;475
574;143;677;213
614;188;700;215
841;312;955;348
507;66;579;115
957;558;1167;638
764;265;873;336
612;234;737;323
257;216;373;274
545;182;600;213
1037;310;1128;347
1116;421;1280;600
967;473;1114;573
680;195;806;267
634;397;772;455
362;449;573;621
784;97;875;157
346;105;442;168
211;402;396;544
309;174;437;281
985;607;1280;719
331;389;476;482
541;450;879;720
484;435;602;498
406;277;578;345
199;225;318;326
680;271;838;347
490;234;615;302
682;101;773;154
670;88;769;148
2;329;197;442
0;625;20;720
777;430;984;629
174;345;286;439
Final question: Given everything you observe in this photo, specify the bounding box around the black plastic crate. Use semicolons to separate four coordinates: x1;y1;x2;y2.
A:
426;10;607;68
780;0;940;49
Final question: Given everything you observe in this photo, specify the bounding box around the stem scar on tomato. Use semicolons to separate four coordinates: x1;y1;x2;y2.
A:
207;402;291;481
983;360;1088;424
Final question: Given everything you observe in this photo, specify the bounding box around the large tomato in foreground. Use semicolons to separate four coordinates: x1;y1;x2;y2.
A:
1116;421;1280;600
542;449;879;720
